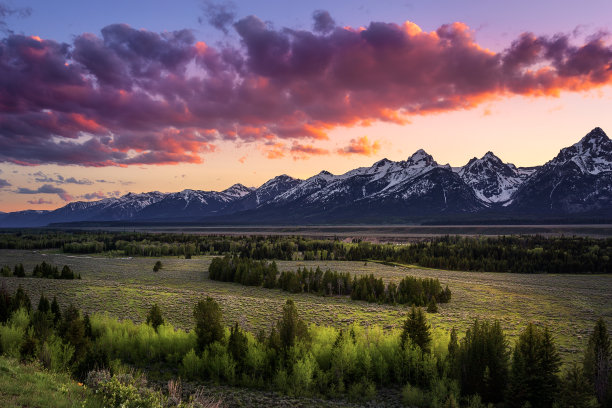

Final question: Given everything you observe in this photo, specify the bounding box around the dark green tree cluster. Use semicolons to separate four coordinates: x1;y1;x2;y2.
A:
351;275;451;306
0;264;25;277
30;262;79;279
209;259;451;307
276;267;352;295
208;255;278;286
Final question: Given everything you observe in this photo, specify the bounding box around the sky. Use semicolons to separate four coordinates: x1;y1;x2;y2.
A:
0;0;611;212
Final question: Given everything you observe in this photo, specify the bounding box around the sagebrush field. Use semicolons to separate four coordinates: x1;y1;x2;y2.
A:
1;248;609;364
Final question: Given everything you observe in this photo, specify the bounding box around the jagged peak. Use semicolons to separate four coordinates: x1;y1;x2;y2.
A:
259;174;299;188
582;127;608;142
407;149;436;167
222;183;253;197
482;151;501;161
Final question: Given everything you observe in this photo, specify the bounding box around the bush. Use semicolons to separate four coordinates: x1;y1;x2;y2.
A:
402;384;427;407
180;349;204;380
39;335;75;373
153;261;163;272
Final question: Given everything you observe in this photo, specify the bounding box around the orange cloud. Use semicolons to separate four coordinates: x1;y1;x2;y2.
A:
337;136;381;156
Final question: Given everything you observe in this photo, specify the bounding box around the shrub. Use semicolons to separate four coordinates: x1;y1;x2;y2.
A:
180;349;204;380
402;384;427;407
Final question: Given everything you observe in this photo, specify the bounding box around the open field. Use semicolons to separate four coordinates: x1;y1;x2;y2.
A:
0;249;610;363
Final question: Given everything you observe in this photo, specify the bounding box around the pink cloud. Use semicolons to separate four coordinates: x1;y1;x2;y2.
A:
0;17;610;166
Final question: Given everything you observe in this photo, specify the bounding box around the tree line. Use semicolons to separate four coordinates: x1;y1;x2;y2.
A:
208;256;451;308
1;261;79;279
0;285;610;407
1;231;611;273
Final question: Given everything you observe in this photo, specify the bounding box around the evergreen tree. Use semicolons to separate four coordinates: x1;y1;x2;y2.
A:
14;264;25;277
508;323;561;408
278;299;309;350
583;318;611;407
59;304;89;363
456;320;510;403
37;293;50;313
558;364;599;408
400;306;431;354
0;285;12;323
427;297;438;313
60;265;74;279
12;285;31;312
146;304;164;331
228;322;248;367
50;296;62;326
193;297;224;352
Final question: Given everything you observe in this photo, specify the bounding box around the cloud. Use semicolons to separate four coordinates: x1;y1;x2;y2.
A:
15;184;73;201
0;178;10;188
80;191;108;200
200;1;236;34
290;142;329;160
312;10;335;34
0;2;32;33
337;136;381;156
32;171;93;185
27;198;52;205
0;16;611;166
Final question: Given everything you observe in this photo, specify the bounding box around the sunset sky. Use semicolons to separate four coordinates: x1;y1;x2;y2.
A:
0;0;611;212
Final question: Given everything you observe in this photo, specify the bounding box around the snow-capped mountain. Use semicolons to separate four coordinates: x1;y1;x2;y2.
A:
221;175;302;213
1;127;610;227
509;127;612;214
458;152;535;204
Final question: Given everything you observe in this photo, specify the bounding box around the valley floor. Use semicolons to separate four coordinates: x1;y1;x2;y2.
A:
0;249;610;364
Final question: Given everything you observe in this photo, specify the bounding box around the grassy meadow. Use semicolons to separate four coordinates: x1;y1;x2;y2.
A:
0;248;610;364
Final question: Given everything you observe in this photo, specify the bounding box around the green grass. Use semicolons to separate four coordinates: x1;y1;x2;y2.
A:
1;249;610;363
0;356;102;408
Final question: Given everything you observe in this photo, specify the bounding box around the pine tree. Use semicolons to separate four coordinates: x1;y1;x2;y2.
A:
37;293;50;313
228;322;248;367
0;285;12;323
558;364;599;408
583;318;611;406
14;264;25;277
456;320;509;403
193;297;224;352
278;299;309;350
12;286;31;312
427;297;438;313
146;304;164;331
50;296;62;326
400;306;431;354
508;323;561;408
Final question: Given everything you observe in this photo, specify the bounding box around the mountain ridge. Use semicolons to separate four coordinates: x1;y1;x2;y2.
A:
1;127;610;227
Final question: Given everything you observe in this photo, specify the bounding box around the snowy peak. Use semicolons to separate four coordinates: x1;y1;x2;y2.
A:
407;149;437;168
259;174;298;189
549;127;612;175
222;183;254;199
458;152;527;204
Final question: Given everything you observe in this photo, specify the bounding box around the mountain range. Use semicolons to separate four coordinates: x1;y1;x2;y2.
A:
1;127;611;227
